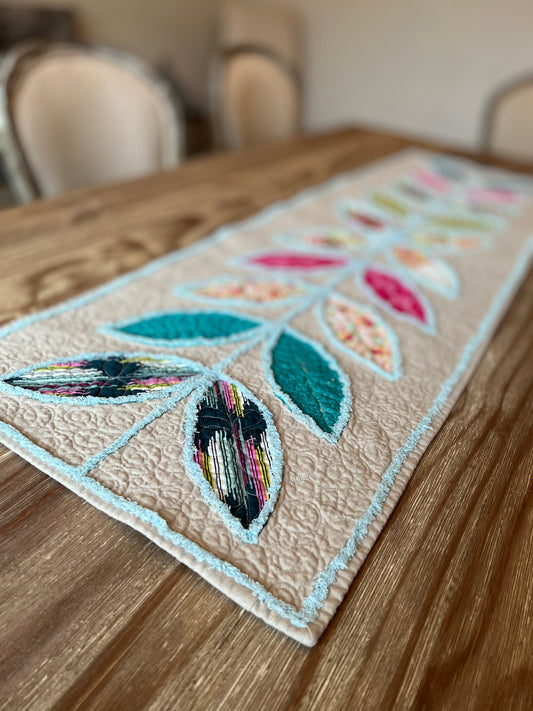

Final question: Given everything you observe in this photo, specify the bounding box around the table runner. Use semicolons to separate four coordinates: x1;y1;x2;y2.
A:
1;149;532;645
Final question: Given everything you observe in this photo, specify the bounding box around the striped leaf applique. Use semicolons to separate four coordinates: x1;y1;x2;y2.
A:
177;274;308;307
104;311;262;347
321;295;401;380
359;265;435;333
1;354;201;403
387;245;459;299
186;379;282;542
265;329;351;441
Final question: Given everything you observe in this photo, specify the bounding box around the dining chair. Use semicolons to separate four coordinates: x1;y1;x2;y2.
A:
481;74;533;163
0;42;184;202
210;1;301;150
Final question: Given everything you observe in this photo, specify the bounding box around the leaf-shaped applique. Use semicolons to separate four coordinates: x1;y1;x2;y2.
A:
465;188;523;216
1;353;202;403
276;227;366;253
393;178;436;206
412;169;452;196
185;378;282;543
359;265;435;333
103;311;262;347
431;155;473;184
242;251;348;271
337;198;394;237
409;230;493;254
424;211;503;233
177;274;308;307
265;329;351;441
387;245;459;299
368;190;412;221
321;295;401;380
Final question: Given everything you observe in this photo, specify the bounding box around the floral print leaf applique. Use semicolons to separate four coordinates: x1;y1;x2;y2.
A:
409;231;493;254
185;378;282;543
337;198;394;237
276;227;366;253
177;274;308;307
243;251;349;271
104;311;262;347
265;329;351;441
1;354;202;403
321;295;401;380
387;245;459;299
359;265;436;333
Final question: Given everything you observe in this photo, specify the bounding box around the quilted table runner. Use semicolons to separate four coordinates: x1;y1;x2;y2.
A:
1;149;532;645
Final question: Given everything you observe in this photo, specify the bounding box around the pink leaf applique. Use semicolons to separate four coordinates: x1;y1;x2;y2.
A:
361;266;435;332
244;251;348;271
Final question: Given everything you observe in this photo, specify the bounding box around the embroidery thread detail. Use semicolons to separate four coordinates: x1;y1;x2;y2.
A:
1;353;202;404
183;376;283;544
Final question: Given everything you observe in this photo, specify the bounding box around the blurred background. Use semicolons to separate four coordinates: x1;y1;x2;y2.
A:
0;0;532;207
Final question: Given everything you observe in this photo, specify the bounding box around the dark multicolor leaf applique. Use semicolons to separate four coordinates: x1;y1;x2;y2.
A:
359;265;435;333
187;378;281;541
104;311;262;346
266;329;350;441
321;295;401;380
2;354;201;402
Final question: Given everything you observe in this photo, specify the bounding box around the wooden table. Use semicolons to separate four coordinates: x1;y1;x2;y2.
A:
1;128;532;711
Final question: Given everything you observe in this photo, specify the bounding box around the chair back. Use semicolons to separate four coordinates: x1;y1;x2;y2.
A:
0;42;183;201
211;2;300;150
482;75;533;163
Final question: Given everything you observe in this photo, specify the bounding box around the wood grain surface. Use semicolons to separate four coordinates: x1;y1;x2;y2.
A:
0;128;532;711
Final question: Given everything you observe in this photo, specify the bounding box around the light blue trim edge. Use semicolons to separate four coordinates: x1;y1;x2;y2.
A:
98;308;265;349
0;351;205;406
300;235;533;620
261;326;352;444
356;262;437;335
0;151;531;631
181;373;284;545
316;293;403;382
1;235;530;630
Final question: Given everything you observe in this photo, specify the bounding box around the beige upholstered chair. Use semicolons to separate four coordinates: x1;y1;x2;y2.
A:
210;2;301;150
482;75;533;163
0;42;183;202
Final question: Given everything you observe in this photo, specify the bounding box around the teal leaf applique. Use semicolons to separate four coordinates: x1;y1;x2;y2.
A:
102;311;263;347
264;328;351;442
183;378;283;543
0;353;203;404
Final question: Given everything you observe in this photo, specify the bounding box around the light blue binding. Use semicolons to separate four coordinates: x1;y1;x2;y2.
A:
0;148;531;631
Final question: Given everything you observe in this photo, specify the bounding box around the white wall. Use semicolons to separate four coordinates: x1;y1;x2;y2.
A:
13;0;224;105
262;0;533;149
